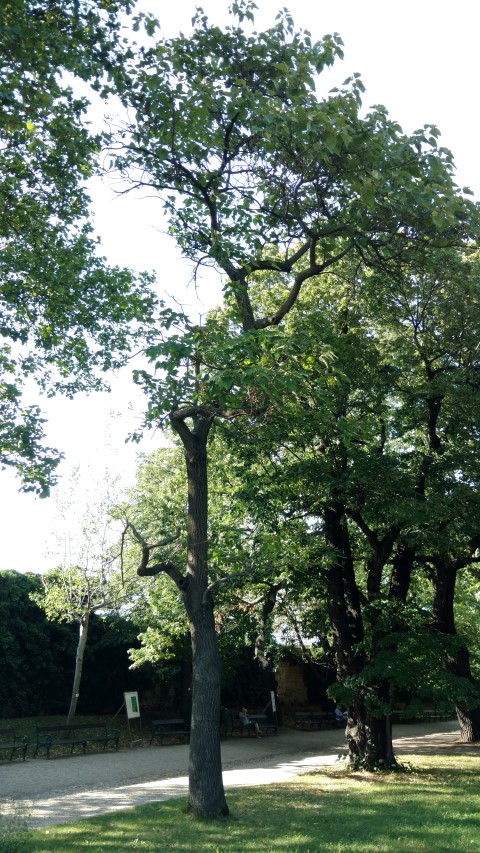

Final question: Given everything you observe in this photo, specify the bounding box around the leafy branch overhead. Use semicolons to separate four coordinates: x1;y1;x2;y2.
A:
112;4;479;337
0;0;158;494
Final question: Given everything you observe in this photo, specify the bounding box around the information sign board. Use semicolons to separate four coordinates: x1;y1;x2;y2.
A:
124;691;140;719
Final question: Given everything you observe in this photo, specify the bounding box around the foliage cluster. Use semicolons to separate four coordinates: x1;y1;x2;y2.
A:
0;0;157;494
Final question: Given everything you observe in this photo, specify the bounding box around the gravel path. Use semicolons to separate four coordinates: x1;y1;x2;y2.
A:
0;720;470;828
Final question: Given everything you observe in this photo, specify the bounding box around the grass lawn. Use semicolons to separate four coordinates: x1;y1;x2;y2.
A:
3;753;479;853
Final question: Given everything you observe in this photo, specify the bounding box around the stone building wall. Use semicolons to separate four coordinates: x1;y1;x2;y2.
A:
276;659;308;706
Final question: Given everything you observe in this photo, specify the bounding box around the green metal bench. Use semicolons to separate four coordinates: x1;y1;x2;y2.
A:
150;718;190;745
34;723;119;758
0;727;28;761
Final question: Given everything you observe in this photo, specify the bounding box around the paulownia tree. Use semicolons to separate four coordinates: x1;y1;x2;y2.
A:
111;3;479;814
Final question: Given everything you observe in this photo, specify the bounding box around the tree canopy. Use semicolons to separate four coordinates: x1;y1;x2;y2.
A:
0;0;157;494
113;2;478;343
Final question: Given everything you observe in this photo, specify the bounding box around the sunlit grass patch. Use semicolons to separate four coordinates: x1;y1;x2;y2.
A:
0;805;33;853
17;753;480;853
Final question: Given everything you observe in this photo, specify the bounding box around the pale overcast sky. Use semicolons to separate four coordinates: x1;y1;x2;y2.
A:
1;0;479;572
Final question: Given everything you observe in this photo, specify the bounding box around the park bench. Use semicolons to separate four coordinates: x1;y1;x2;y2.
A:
250;714;277;735
294;710;341;729
294;711;317;729
0;727;28;761
34;723;120;759
420;708;455;722
233;714;277;737
150;718;190;745
391;707;455;724
318;711;342;727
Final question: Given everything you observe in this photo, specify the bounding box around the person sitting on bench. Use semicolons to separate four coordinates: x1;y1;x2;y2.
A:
239;707;262;737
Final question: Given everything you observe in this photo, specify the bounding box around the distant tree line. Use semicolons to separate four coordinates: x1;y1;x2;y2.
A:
0;571;156;718
0;569;289;719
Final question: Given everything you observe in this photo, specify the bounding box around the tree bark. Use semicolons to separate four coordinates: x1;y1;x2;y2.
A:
456;700;480;743
171;409;229;817
324;505;364;675
187;595;227;815
66;612;89;725
346;701;395;768
432;559;480;742
253;585;280;719
323;505;401;766
389;543;415;602
323;505;396;766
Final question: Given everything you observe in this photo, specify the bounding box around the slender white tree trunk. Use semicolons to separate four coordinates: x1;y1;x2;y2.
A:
66;612;90;725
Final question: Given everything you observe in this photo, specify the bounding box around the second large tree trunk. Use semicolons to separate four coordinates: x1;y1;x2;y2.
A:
323;505;396;767
432;560;480;742
346;702;395;769
449;646;480;742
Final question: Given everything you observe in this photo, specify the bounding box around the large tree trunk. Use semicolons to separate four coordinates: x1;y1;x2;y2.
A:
456;699;480;742
346;701;395;768
432;560;480;742
172;410;229;818
324;505;364;676
187;594;227;815
323;505;397;767
66;612;89;725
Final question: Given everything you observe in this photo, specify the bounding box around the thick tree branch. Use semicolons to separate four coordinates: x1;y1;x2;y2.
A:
123;520;185;588
253;241;355;329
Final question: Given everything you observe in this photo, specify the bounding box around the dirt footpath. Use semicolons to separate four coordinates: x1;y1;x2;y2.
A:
0;720;472;828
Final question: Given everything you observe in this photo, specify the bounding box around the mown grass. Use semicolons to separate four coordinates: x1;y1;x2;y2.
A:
5;753;479;853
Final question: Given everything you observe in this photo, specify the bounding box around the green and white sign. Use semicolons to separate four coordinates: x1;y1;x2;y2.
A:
124;691;140;719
